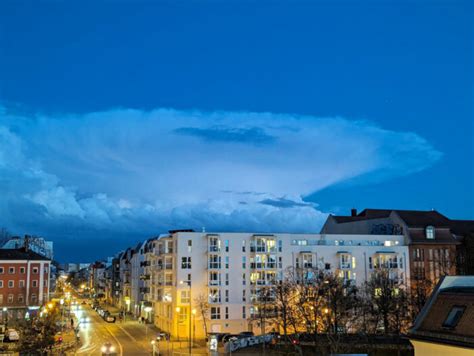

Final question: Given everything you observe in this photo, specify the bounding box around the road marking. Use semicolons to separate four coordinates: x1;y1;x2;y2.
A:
104;324;124;356
117;324;138;343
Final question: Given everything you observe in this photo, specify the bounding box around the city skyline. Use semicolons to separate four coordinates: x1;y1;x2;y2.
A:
0;1;472;261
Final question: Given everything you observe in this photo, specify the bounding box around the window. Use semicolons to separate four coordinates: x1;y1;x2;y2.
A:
442;306;465;328
278;256;282;269
19;280;25;288
209;236;220;252
225;290;229;303
242;273;246;285
32;280;38;287
0;281;3;288
242;256;246;269
0;268;3;274
242;289;246;302
325;263;331;270
208;255;221;269
242;306;246;319
225;240;229;252
19;267;25;274
278;240;282;252
187;240;192;253
32;267;38;274
209;289;221;303
181;290;190;304
225;256;229;269
8;281;13;288
209;272;220;286
225;307;229;319
211;307;221;320
8;267;14;274
7;294;13;303
368;257;373;269
31;294;37;303
18;295;24;303
181;257;191;269
242;240;246;252
225;273;229;286
426;226;435;240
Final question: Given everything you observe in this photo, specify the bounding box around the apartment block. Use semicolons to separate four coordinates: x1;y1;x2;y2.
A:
151;231;409;338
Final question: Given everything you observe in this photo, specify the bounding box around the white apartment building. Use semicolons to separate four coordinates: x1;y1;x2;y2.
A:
151;232;409;339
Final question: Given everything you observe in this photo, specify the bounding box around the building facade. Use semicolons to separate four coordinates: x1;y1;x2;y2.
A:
151;231;409;339
321;209;460;288
0;248;50;322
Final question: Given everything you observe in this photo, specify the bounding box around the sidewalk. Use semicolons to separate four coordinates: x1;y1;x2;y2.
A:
101;302;210;355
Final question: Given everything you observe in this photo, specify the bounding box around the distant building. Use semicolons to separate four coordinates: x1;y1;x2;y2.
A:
64;263;90;273
321;209;461;287
409;275;474;355
2;235;53;260
0;248;51;322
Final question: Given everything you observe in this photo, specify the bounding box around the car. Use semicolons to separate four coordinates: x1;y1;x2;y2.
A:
156;332;170;341
4;329;19;342
222;334;241;344
101;342;117;355
105;315;116;323
80;316;91;323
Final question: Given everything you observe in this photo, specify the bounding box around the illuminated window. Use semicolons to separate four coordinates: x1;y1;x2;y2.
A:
181;290;190;304
426;226;435;240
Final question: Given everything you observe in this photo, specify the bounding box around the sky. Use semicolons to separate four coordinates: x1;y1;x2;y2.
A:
0;1;472;262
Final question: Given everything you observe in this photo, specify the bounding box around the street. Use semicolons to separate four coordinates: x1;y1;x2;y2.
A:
75;304;155;356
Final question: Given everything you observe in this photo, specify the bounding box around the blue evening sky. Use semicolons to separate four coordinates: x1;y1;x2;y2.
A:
0;1;472;261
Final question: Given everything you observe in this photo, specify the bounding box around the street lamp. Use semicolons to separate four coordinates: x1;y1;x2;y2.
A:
180;280;192;354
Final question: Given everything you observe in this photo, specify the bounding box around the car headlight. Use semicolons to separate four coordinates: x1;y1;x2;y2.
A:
101;346;107;352
110;346;115;352
86;317;90;322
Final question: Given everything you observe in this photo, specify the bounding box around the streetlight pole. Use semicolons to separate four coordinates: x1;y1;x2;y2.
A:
180;280;192;354
151;340;157;356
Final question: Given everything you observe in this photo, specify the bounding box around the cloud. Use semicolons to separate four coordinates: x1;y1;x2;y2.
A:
0;106;442;259
259;197;315;209
174;126;276;144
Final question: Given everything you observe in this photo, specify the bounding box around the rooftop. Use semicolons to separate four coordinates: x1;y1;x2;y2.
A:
409;276;474;348
0;248;50;261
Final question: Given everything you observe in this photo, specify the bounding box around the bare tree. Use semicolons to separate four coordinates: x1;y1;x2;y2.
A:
194;293;210;337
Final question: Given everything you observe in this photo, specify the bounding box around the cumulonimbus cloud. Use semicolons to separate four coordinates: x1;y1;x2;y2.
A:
0;106;442;254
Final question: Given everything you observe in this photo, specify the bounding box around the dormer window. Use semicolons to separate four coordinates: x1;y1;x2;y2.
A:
425;226;435;240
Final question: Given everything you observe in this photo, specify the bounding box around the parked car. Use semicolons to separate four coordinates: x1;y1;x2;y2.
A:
101;342;117;355
105;315;116;323
156;332;170;341
80;316;91;323
4;329;19;342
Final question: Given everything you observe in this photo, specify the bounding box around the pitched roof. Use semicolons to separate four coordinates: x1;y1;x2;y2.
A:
0;248;50;261
449;220;474;236
409;276;474;348
332;209;451;227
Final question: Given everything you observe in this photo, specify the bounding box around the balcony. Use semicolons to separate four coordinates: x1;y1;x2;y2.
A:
250;262;277;269
208;280;221;287
208;245;221;253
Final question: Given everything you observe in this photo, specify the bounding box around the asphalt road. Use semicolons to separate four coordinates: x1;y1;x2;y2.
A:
74;304;156;356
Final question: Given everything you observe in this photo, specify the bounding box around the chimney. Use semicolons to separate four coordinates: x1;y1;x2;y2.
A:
351;208;357;217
